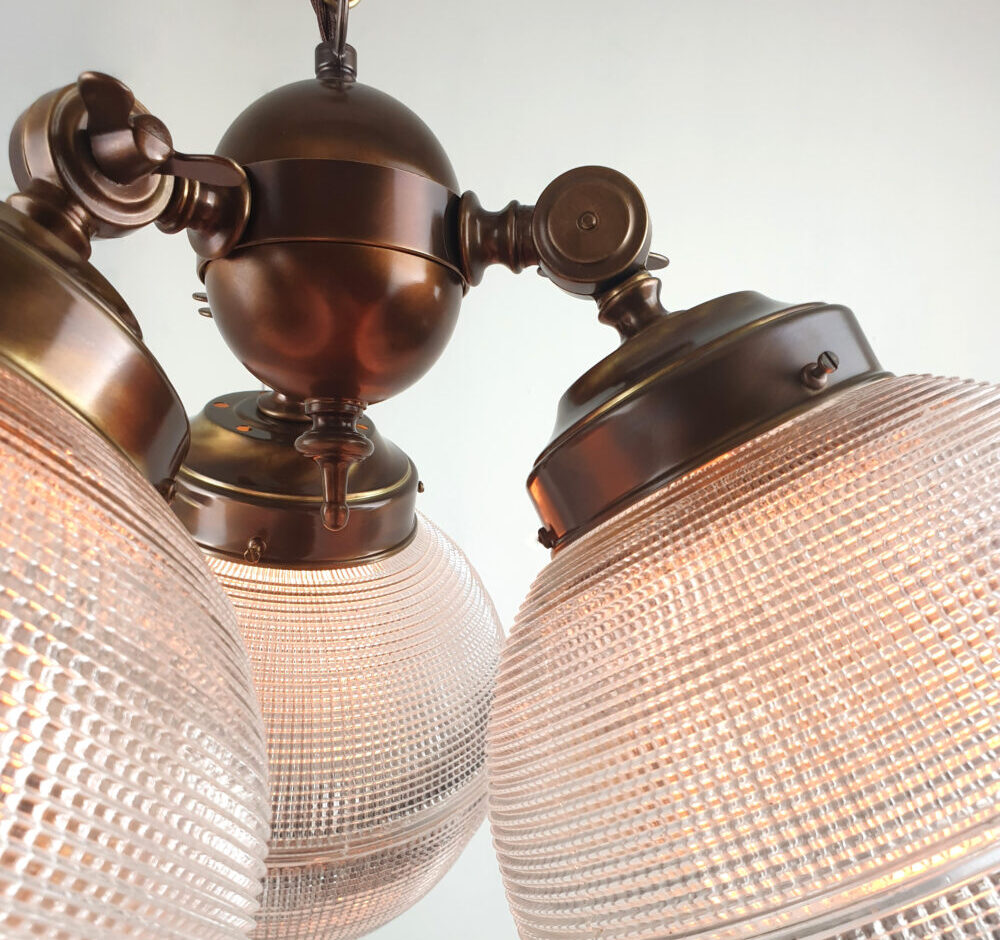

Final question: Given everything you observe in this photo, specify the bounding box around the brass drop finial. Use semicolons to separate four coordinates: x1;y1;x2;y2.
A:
295;399;374;532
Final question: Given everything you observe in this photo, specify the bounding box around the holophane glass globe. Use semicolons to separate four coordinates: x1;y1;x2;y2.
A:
490;375;1000;939
0;364;271;939
207;515;503;940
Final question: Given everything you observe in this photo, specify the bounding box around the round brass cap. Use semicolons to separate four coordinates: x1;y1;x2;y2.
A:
529;291;889;550
173;391;418;567
0;201;188;491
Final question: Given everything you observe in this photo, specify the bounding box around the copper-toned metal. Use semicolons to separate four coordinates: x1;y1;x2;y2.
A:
460;168;883;548
801;350;841;389
459;167;656;306
528;289;888;550
201;76;465;406
77;72;173;185
213;159;462;277
192;54;471;524
10;72;250;262
244;536;266;565
315;40;358;82
6;182;93;260
458;193;538;287
77;72;247;189
596;271;670;340
0;201;188;489
257;390;311;423
156;164;251;261
214;81;458;186
172;391;418;567
205;243;463;403
312;0;357;80
295;398;375;532
9;78;172;256
533;166;652;296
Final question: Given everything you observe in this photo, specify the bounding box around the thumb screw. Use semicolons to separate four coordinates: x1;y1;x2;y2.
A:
801;351;840;390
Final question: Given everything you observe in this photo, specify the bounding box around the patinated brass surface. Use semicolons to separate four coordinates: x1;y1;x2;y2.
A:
533;166;651;297
459;166;653;301
0;201;188;490
205;242;463;403
156;167;251;261
212;159;462;277
9;72;251;262
214;79;457;186
9;79;171;255
1;48;890;565
294;397;375;533
529;291;888;549
173;391;418;567
458;193;538;287
202;75;465;407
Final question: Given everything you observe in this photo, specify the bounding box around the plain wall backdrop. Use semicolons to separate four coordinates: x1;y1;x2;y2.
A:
1;2;999;937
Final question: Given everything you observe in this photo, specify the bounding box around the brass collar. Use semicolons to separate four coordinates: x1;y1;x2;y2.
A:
172;391;418;568
0;201;188;492
529;291;889;550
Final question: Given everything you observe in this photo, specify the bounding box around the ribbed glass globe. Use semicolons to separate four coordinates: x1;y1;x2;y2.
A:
490;375;1000;940
0;364;271;938
206;516;503;940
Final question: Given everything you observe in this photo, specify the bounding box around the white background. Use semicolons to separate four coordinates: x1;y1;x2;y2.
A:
2;2;999;937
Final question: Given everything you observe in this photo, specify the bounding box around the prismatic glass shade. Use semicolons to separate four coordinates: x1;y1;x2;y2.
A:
0;363;271;939
206;515;503;940
489;375;1000;940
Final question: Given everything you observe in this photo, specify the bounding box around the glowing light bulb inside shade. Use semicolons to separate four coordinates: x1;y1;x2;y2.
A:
489;375;1000;940
206;515;503;940
0;364;271;938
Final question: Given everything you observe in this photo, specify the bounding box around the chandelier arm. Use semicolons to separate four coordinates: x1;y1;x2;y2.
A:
7;71;250;263
458;165;669;338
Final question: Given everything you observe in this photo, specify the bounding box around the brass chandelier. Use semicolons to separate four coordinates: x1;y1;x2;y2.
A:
2;2;1000;939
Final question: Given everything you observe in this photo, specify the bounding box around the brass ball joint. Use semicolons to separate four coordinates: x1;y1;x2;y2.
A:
0;0;884;568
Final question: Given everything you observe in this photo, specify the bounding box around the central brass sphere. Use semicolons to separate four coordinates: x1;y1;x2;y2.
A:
202;76;463;405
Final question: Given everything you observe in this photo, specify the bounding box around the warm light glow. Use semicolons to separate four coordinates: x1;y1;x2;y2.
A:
209;517;503;940
490;375;1000;939
0;365;271;937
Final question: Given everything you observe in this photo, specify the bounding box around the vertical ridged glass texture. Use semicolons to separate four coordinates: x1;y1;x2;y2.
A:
0;364;271;939
208;515;503;940
490;375;1000;939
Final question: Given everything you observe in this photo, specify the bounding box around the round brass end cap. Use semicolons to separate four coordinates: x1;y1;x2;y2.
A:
529;291;889;551
173;391;418;567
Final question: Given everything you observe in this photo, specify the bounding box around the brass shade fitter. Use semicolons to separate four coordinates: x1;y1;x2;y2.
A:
1;2;999;939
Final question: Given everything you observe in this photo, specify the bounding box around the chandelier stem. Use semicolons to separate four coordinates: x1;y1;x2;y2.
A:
310;0;343;43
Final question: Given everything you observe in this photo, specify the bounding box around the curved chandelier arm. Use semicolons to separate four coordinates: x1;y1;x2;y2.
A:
458;165;670;338
7;71;250;262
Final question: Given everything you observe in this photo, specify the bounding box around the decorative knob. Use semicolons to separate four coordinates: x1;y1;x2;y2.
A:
78;72;245;187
